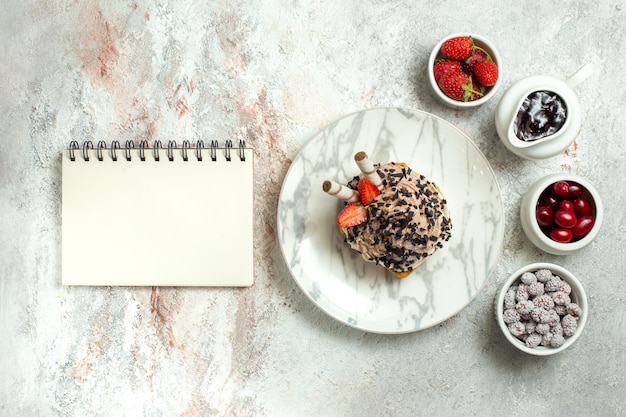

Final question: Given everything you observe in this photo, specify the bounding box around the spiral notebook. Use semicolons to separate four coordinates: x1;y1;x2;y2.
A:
61;140;254;287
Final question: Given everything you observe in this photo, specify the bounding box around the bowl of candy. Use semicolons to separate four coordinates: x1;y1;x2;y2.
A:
495;263;588;356
520;173;603;255
428;33;502;109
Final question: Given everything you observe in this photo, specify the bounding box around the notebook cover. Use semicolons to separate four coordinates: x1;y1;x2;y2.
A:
61;142;254;287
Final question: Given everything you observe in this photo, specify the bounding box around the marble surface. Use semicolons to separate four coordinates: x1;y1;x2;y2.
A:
1;1;625;416
277;108;504;334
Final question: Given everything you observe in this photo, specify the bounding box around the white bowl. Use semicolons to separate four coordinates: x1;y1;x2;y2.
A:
495;262;588;356
428;33;502;109
520;173;603;255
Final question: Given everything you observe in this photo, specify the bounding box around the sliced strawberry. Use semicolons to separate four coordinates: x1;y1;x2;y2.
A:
337;202;368;228
474;60;499;87
433;59;461;83
358;178;381;205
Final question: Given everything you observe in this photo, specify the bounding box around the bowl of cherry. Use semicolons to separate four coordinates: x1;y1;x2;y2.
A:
520;173;603;255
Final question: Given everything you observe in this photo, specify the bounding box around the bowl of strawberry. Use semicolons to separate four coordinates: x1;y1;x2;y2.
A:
520;173;603;255
428;33;502;108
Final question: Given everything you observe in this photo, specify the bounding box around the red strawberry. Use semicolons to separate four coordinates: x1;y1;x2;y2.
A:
437;71;468;101
433;59;461;82
337;202;368;228
467;76;484;101
437;71;466;101
465;48;488;72
357;178;381;205
474;60;499;87
438;71;483;102
441;36;473;60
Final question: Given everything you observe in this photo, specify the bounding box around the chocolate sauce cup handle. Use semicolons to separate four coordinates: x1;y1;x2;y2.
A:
565;64;593;90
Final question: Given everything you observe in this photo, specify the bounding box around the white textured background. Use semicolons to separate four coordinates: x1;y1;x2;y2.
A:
1;1;625;416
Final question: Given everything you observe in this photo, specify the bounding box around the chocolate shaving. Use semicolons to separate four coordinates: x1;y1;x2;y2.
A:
343;162;453;272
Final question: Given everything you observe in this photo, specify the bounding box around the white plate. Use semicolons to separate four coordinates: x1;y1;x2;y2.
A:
277;108;504;334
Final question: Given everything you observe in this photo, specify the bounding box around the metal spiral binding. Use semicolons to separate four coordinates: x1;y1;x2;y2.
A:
167;140;176;161
69;141;79;161
238;140;246;161
139;140;148;161
124;141;134;161
225;139;233;161
154;140;162;161
210;140;218;161
196;140;204;161
182;140;190;161
111;141;120;161
97;141;106;161
68;139;248;162
82;141;93;161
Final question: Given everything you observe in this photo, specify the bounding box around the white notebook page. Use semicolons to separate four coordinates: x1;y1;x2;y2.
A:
62;142;254;286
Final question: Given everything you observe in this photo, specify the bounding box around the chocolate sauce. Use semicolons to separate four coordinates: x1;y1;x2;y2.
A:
513;90;567;142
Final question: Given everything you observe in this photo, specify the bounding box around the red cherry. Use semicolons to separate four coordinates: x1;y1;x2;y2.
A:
537;181;596;244
559;200;575;213
567;182;584;198
550;228;573;243
540;194;559;212
554;210;577;229
573;197;593;216
552;181;570;199
573;215;595;239
535;206;554;227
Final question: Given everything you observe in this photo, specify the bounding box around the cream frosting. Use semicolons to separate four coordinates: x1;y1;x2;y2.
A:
342;162;452;274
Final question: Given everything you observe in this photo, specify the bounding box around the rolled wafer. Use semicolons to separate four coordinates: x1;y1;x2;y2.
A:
354;151;383;189
322;180;359;202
